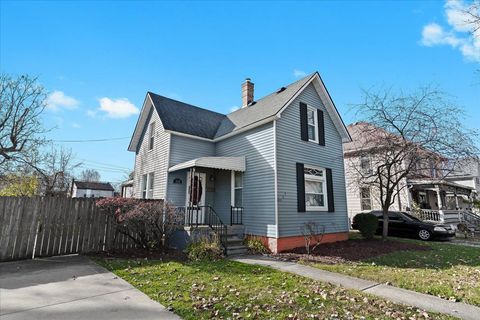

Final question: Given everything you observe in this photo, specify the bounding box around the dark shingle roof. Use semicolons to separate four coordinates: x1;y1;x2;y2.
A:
74;181;115;191
148;73;315;140
149;93;225;139
214;74;314;138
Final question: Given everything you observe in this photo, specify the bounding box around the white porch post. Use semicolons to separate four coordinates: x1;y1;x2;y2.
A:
435;187;445;222
230;170;235;207
435;187;443;209
454;189;460;210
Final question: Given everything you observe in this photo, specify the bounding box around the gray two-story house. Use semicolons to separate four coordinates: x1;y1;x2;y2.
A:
128;72;351;253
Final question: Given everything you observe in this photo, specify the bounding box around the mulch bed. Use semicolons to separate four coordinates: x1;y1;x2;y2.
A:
87;248;187;262
272;239;431;264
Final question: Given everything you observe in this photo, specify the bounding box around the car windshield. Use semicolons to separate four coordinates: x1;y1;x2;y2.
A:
401;212;421;222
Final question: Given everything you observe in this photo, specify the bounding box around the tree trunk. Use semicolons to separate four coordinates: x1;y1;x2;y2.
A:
382;207;389;241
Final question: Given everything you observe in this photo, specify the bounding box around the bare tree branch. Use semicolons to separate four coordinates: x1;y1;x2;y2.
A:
346;85;479;240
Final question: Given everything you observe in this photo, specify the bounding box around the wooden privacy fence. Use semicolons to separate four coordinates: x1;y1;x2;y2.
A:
0;197;137;262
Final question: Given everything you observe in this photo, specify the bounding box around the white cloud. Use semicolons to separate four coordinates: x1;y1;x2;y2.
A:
98;97;139;118
72;123;81;129
421;23;461;46
420;0;480;62
293;69;307;78
46;90;79;111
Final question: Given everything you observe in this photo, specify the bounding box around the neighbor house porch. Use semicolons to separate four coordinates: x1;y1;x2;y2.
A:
408;179;474;223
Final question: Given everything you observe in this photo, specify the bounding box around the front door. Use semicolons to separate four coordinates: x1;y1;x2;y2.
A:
186;171;206;224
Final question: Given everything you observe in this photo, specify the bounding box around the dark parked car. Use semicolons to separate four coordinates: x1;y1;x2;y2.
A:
352;210;455;241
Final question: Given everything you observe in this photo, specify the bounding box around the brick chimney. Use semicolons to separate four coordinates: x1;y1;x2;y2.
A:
241;78;254;108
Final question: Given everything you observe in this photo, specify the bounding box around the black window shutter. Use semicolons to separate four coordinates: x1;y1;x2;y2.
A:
326;168;335;212
317;109;325;146
296;163;306;212
299;102;308;141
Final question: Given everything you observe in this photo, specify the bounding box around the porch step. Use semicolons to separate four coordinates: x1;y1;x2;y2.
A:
225;226;246;256
226;236;244;246
227;245;248;256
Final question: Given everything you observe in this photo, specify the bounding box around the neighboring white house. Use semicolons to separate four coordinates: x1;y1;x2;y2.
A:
343;122;475;224
71;180;115;198
446;158;479;198
120;179;134;198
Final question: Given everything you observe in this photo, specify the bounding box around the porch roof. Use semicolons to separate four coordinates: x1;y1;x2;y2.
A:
168;156;246;172
408;178;474;190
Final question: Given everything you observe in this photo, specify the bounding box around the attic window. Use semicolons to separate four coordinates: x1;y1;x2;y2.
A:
276;87;286;93
149;122;155;150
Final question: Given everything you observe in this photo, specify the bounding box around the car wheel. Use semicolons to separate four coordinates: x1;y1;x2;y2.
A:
418;229;431;241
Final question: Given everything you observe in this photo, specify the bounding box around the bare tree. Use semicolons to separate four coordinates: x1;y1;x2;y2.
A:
463;0;480;35
0;74;47;168
79;169;101;182
23;145;82;196
346;86;479;240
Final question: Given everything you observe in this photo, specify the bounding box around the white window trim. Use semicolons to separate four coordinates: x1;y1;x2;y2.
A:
231;170;243;207
307;106;319;143
304;165;328;211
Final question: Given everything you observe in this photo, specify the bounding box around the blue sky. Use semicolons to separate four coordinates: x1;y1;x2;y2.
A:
1;0;479;185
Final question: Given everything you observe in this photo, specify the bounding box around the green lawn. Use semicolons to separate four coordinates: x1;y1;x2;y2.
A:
310;237;480;307
96;258;455;320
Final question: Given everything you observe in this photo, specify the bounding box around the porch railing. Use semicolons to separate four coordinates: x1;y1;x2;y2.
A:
230;206;243;225
180;206;227;254
459;211;480;229
419;209;442;222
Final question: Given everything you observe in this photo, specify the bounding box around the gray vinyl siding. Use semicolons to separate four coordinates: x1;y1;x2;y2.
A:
276;83;349;237
134;108;170;199
169;135;215;166
216;123;276;237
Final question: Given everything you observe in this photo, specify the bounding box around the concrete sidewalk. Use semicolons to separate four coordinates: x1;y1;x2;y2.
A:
233;255;480;320
0;255;180;320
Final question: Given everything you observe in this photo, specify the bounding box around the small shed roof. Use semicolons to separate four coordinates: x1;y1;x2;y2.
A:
74;181;115;191
168;156;246;172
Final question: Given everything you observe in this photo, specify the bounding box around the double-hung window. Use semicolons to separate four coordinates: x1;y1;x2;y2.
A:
307;106;318;143
148;173;154;198
304;166;327;211
142;173;154;199
360;187;372;211
360;155;372;174
142;174;148;198
234;172;243;207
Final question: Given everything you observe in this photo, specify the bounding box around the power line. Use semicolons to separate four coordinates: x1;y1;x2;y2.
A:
79;158;132;171
53;137;130;143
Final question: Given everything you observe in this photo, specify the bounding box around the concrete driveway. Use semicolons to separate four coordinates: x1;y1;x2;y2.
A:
0;255;180;320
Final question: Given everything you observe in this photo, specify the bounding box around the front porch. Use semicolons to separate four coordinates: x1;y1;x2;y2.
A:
168;156;246;226
408;179;475;223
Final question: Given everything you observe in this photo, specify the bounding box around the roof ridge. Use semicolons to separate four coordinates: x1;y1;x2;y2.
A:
147;91;226;117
